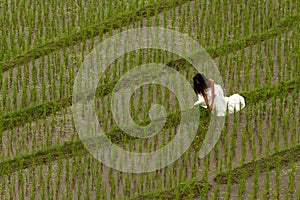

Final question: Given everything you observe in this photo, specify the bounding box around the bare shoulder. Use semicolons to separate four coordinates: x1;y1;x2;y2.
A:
208;79;214;86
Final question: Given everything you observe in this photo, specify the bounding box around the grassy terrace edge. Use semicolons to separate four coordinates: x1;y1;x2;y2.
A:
1;11;299;72
214;145;300;184
0;0;190;71
2;74;299;132
168;12;300;68
131;178;211;200
0;77;298;176
1;12;299;131
130;145;300;199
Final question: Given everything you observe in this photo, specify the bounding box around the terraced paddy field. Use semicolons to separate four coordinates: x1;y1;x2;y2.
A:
0;0;299;199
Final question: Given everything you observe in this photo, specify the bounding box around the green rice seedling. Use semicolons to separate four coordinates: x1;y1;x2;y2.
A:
64;157;71;198
110;171;117;199
7;129;14;156
225;173;232;200
257;102;263;148
237;169;246;199
252;166;259;199
202;155;209;182
237;49;244;88
274;157;281;199
38;165;45;199
17;168;25;200
0;96;2;153
2;77;9;112
217;154;224;176
291;114;297;147
100;184;107;200
167;167;174;189
56;154;63;198
179;6;186;33
230;112;238;154
212;181;220;200
12;78;18;110
223;128;229;164
214;140;220;168
274;122;280;152
241;126;247;164
0;65;2;91
286;160;295;199
123;173;131;197
95;172;103;200
78;157;86;199
84;172;90;200
244;56;251;91
232;1;238;40
263;162;270;199
30;169;37;200
21;77;29;109
282;105;290;148
251;126;257;161
226;148;232;171
8;175;13;199
228;59;234;94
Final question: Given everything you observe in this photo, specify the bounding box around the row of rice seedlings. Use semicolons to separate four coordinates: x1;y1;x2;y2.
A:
0;83;297;199
286;160;297;199
3;0;298;115
0;36;296;174
0;0;156;59
236;168;247;199
211;149;299;199
0;3;298;200
4;27;296;159
111;133;200;197
2;0;176;113
93;78;209;198
1;8;298;191
212;84;298;177
90;45;197;197
75;48;300;200
2;0;297;64
0;108;76;159
2;0;292;71
1;49;176;160
219;22;299;95
200;0;298;47
1;49;78;113
0;1;173;69
253;91;298;160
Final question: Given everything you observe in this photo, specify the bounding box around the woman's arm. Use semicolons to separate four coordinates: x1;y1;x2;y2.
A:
209;79;215;111
203;94;210;112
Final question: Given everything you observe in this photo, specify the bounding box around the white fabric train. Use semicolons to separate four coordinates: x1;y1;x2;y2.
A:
193;83;245;117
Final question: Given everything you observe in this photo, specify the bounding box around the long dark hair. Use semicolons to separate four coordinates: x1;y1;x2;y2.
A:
193;73;210;97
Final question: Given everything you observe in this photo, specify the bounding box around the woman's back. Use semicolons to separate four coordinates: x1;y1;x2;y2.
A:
205;83;227;116
195;83;245;116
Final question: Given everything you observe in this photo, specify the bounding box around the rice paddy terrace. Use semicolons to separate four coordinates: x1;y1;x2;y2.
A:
0;0;299;199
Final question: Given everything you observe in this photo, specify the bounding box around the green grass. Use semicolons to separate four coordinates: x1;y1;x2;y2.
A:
214;145;300;184
131;178;211;200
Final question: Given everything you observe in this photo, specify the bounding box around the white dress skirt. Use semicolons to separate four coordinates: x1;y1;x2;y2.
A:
193;83;245;117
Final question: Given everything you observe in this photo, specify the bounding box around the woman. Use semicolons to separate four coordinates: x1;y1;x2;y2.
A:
193;73;245;116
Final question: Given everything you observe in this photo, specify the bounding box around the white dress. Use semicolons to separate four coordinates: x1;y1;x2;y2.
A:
193;83;245;116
